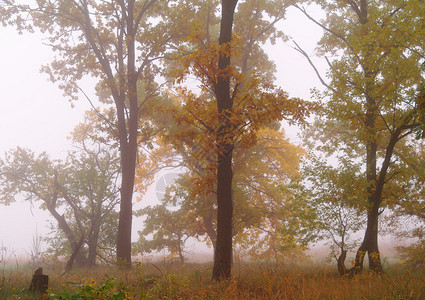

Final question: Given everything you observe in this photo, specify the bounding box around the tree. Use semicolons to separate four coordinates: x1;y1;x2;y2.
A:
390;140;425;268
161;0;313;280
211;0;239;280
296;0;425;273
0;0;187;266
137;126;313;263
133;203;200;263
301;154;366;275
228;127;314;261
0;122;121;268
140;172;219;249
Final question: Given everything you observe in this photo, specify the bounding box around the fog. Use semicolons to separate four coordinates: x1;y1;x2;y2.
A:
0;6;325;259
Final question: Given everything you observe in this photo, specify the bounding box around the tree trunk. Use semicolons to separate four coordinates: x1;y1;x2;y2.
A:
116;0;138;268
337;249;347;276
116;150;136;267
348;0;384;270
212;0;238;282
87;227;100;267
350;200;383;274
348;143;384;274
213;151;234;280
348;127;409;275
348;96;407;275
74;245;87;267
350;130;403;275
64;236;85;274
46;199;87;267
203;215;217;251
178;244;185;264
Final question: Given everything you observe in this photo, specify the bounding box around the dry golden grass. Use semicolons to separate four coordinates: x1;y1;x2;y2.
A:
1;262;424;299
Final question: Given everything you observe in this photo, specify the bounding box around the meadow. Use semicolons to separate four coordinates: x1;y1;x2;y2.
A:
1;261;424;299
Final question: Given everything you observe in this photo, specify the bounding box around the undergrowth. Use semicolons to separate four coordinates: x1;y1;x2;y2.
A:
1;262;424;299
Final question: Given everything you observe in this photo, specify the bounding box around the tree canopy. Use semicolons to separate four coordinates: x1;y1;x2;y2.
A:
0;0;424;279
297;0;425;274
0;121;121;268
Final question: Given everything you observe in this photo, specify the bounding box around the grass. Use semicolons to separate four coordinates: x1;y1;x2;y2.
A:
1;261;424;299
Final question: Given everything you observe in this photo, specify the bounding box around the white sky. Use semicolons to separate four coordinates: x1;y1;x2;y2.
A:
0;6;325;258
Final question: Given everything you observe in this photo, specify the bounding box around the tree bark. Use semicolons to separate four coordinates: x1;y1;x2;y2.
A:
116;0;139;268
88;225;100;267
350;124;407;274
29;268;48;294
46;197;87;267
63;236;85;275
348;97;385;273
87;201;104;267
212;0;239;282
348;0;385;273
337;249;347;276
203;215;217;251
350;199;382;274
116;134;137;268
178;239;185;264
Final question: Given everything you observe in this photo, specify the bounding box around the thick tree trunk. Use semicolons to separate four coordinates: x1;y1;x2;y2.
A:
347;0;386;269
116;151;136;267
213;151;234;280
348;100;408;275
366;199;383;272
348;132;384;274
350;129;403;275
116;0;138;268
350;200;382;274
212;0;238;282
74;245;87;267
348;129;410;275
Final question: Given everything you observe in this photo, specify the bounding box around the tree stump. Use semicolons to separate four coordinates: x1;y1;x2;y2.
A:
29;267;48;294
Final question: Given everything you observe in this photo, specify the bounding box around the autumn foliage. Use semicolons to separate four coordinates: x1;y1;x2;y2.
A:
0;0;424;287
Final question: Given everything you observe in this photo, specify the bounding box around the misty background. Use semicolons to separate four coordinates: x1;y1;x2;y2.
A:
1;6;327;259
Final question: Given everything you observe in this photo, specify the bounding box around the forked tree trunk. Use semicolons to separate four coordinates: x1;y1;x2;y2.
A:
349;207;383;275
350;221;383;274
348;121;407;275
347;141;384;275
349;177;386;275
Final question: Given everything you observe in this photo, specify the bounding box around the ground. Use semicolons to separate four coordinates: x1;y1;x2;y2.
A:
1;261;424;299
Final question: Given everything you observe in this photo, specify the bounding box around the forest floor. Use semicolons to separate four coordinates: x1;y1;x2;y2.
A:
1;261;424;299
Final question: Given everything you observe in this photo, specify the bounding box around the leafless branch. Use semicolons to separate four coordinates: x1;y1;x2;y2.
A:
292;40;336;93
76;86;118;138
